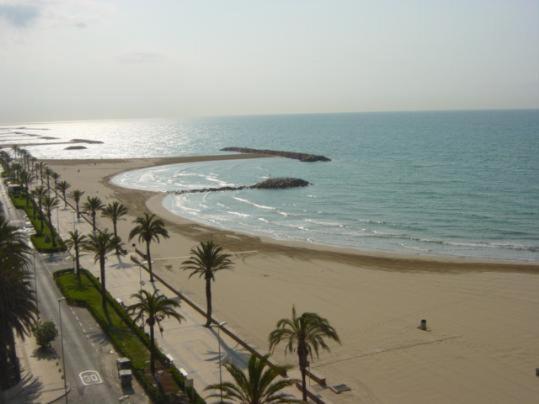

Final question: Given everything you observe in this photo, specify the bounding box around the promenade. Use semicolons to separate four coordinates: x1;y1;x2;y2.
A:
52;201;306;401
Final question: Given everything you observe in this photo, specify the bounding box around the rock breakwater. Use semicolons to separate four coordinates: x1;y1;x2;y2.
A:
221;147;330;162
174;177;310;195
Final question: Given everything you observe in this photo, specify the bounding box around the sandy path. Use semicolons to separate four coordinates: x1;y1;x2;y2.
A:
45;155;539;404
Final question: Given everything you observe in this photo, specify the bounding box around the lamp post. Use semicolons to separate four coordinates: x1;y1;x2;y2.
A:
211;321;227;403
58;297;68;403
33;250;39;318
56;207;60;235
133;243;145;329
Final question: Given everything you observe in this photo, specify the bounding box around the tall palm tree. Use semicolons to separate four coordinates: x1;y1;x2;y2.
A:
36;161;46;185
42;195;60;247
33;186;47;233
181;241;232;327
102;201;128;254
50;172;60;195
269;307;341;402
82;229;120;314
65;230;86;284
83;196;104;234
206;354;300;404
56;180;70;208
127;289;184;377
71;189;84;220
18;170;34;208
44;167;53;191
129;213;169;283
0;217;38;390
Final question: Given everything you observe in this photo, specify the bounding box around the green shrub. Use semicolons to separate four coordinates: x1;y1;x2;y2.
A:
33;320;58;349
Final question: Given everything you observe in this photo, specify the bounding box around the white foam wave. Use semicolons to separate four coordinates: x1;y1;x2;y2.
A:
233;197;276;210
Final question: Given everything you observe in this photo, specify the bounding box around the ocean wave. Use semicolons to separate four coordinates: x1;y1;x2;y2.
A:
227;211;250;218
233;197;276;210
305;218;344;227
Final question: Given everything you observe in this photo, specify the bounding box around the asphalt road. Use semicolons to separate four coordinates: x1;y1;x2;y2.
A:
0;179;146;403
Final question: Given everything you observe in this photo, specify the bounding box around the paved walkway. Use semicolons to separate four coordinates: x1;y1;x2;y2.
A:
52;205;274;398
2;336;68;404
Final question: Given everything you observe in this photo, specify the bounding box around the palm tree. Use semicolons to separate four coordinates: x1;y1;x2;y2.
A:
42;195;60;247
71;189;84;220
206;354;300;404
18;170;34;208
269;307;341;402
102;201;128;254
181;241;232;327
36;161;46;185
0;217;38;389
33;186;48;233
51;172;60;193
56;180;70;208
129;213;169;283
83;196;104;234
82;229;120;314
127;289;184;377
65;230;86;284
44;167;53;191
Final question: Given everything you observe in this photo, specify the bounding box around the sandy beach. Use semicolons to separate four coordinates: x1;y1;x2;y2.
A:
45;155;539;404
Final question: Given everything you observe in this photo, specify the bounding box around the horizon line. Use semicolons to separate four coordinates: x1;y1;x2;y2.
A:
2;107;539;126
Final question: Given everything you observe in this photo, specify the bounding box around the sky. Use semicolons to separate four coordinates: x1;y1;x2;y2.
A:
0;0;538;123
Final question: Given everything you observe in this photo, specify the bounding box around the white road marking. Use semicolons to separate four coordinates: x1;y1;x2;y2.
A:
79;370;103;386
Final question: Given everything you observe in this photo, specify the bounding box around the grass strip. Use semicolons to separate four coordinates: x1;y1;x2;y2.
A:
10;192;65;252
54;268;205;403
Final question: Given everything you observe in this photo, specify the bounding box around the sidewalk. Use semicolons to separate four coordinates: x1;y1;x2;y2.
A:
2;336;68;404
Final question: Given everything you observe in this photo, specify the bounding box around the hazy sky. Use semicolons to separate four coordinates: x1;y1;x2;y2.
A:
1;0;538;123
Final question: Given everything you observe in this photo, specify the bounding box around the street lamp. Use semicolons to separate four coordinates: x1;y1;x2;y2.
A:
33;250;39;318
132;243;145;330
210;321;227;403
57;297;68;403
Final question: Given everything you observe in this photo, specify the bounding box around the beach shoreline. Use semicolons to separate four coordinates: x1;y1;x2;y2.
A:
43;154;539;403
45;154;538;272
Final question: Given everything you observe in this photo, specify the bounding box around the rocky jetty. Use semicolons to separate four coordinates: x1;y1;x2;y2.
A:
174;177;310;195
71;139;104;144
64;145;87;150
252;177;310;189
221;147;330;162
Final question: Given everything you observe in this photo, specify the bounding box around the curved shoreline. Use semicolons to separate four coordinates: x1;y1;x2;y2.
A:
146;193;539;273
54;154;538;273
44;154;539;403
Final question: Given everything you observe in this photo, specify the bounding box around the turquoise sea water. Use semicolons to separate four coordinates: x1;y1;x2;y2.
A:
6;110;539;261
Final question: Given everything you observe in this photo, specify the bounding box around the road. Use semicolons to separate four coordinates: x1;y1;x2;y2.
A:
0;179;146;403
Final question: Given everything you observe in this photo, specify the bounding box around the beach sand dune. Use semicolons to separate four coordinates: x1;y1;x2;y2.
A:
45;156;539;404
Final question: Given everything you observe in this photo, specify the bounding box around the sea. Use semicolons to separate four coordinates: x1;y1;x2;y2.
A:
4;110;539;262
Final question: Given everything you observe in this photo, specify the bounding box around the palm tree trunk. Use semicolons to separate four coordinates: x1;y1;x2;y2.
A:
75;202;80;219
91;212;96;234
0;327;21;390
75;246;81;284
100;257;108;318
298;346;308;401
149;321;156;377
113;221;119;255
205;277;212;327
146;241;153;283
47;212;56;247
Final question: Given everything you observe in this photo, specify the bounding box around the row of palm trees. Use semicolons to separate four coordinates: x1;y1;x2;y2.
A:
4;149;342;402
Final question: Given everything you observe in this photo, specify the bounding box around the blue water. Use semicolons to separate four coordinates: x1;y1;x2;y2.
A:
5;110;539;261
